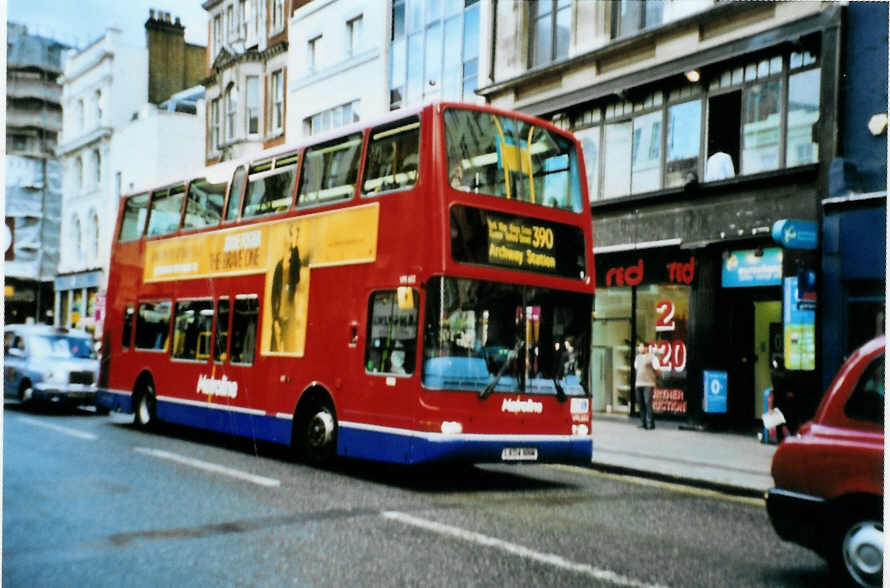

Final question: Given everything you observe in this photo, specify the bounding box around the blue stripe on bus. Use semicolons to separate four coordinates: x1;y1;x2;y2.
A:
98;389;593;465
338;425;593;465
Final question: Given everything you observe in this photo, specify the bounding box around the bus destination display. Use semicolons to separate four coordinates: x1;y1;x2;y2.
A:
450;205;586;279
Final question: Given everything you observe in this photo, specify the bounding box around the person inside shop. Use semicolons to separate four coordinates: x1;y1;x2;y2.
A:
634;339;659;430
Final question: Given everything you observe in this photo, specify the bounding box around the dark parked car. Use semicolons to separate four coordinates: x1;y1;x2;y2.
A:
766;335;884;587
3;324;104;412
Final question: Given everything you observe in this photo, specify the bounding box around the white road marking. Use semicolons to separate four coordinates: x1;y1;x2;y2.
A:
382;510;667;588
547;464;765;507
134;447;281;487
18;417;98;441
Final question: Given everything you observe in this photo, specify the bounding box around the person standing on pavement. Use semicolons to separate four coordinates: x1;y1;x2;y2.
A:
634;340;659;430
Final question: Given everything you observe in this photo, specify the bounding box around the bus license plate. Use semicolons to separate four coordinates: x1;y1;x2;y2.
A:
501;447;538;461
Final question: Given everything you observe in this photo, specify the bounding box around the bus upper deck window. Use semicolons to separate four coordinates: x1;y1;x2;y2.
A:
183;179;227;230
146;186;186;237
443;108;583;213
225;166;247;221
362;118;420;195
118;193;149;241
299;133;363;206
242;162;296;218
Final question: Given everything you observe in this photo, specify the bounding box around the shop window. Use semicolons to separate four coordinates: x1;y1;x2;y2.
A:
592;288;633;412
298;133;363;205
146;185;186;237
121;305;135;350
365;289;418;375
665;100;701;187
603;121;632;198
573;124;600;202
741;79;782;174
135;301;172;351
706;92;741;181
172;300;213;361
631;110;662;194
230;296;258;365
214;297;230;363
362;117;420;194
786;68;820;167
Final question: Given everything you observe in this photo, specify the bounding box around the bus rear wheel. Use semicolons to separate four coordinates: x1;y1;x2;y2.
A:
296;397;337;465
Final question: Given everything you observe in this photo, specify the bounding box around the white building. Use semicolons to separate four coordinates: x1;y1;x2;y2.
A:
287;0;386;142
55;14;207;333
56;28;147;330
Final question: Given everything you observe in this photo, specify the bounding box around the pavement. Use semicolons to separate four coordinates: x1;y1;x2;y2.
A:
590;413;777;498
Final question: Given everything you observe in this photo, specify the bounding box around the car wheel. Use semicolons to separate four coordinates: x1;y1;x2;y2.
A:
18;381;33;406
835;513;883;587
297;398;337;465
134;383;156;430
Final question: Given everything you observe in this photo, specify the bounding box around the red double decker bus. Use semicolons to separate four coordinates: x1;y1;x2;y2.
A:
98;102;595;465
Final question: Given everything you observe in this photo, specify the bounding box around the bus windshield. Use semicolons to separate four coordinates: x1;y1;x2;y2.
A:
422;277;590;396
444;108;583;213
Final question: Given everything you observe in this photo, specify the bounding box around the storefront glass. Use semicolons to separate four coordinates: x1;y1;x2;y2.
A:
592;288;632;413
635;284;691;416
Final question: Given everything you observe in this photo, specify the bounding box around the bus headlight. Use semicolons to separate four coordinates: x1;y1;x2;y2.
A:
572;424;589;437
441;421;463;435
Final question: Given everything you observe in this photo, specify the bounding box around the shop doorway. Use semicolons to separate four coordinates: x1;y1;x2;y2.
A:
592;317;633;414
721;288;781;426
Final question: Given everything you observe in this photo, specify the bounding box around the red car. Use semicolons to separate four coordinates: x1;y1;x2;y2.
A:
766;335;884;587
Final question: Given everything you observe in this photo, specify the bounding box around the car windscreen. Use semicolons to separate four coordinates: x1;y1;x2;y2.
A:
27;335;96;359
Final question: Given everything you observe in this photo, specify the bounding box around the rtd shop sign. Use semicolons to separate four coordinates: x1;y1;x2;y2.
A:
598;252;697;288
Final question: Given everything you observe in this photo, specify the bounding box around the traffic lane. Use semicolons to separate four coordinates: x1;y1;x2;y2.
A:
4;407;829;587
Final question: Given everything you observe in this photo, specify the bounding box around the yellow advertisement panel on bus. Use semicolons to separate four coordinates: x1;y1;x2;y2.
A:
143;202;379;357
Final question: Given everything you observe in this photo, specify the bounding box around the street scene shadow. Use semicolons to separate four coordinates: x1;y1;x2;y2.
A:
106;417;572;493
3;399;104;417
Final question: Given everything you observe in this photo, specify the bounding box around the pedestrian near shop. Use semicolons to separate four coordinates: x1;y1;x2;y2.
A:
634;341;658;430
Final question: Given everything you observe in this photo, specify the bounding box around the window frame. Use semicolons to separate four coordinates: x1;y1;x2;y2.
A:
213;296;231;364
245;75;260;137
364;288;420;377
145;184;187;238
361;116;422;196
270;69;284;135
134;300;173;352
529;0;572;69
230;294;259;366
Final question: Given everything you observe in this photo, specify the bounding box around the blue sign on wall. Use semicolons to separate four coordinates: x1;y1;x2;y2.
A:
772;219;819;250
703;370;728;414
721;247;783;288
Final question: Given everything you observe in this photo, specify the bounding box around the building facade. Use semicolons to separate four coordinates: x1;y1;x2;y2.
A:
5;24;69;325
202;0;307;164
480;1;856;428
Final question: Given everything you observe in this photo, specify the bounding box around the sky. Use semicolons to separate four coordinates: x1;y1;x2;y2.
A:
7;0;209;48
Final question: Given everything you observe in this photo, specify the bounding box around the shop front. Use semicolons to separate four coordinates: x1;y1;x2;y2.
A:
54;270;103;337
593;248;694;419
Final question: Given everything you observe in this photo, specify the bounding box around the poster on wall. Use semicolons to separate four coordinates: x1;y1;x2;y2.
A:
783;276;816;370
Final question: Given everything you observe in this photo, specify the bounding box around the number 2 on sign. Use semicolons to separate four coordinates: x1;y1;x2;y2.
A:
655;300;675;332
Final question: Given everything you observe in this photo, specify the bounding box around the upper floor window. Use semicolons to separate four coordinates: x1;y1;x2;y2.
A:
210;97;221;152
530;0;571;68
226;5;235;40
270;70;284;134
573;46;821;203
213;14;222;52
347;15;364;57
390;0;480;110
272;0;285;33
305;100;360;137
95;89;103;125
93;149;102;187
612;0;664;39
308;35;322;72
76;155;84;191
246;76;260;136
77;99;85;131
239;0;247;39
225;84;237;141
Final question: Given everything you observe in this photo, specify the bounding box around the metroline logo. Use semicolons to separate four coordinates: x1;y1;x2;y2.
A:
501;398;543;414
196;374;238;399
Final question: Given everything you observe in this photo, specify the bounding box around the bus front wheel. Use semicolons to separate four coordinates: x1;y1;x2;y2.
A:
134;381;156;430
296;397;337;465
